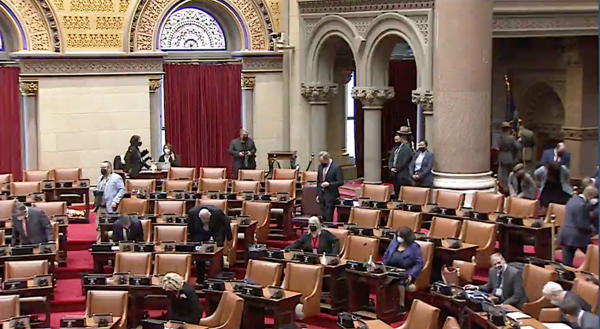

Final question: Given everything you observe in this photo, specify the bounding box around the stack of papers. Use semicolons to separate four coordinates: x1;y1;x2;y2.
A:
506;312;531;321
542;323;572;329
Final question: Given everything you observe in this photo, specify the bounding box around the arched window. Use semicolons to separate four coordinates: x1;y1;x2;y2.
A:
160;8;226;50
0;32;3;51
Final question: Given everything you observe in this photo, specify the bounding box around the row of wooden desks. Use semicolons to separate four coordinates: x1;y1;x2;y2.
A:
2;220;68;267
0;250;57;280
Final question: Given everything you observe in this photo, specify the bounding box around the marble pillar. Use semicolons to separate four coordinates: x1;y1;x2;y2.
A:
352;87;395;184
241;76;256;135
411;90;433;144
432;0;495;199
149;78;162;160
301;84;338;170
20;81;39;170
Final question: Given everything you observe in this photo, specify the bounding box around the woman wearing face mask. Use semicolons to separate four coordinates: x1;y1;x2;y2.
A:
162;272;203;324
158;143;180;167
124;135;150;178
284;217;340;254
382;226;423;313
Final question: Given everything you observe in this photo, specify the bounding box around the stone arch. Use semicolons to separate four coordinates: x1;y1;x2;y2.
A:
519;81;566;149
0;0;60;52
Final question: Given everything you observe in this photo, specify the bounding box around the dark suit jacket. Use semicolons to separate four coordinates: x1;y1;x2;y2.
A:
286;230;340;254
167;283;204;324
158;154;180;167
124;145;149;178
394;143;413;180
187;205;232;245
317;161;344;202
578;311;600;329
11;208;54;246
541;149;571;168
382;240;423;280
497;133;521;167
228;138;257;173
113;217;144;243
561;291;592;328
558;195;595;248
409;150;434;186
478;265;526;309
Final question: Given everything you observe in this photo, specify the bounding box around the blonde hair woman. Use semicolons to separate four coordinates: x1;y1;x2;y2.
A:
161;273;203;324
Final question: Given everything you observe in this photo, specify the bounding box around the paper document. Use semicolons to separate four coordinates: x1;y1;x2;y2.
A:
506;312;531;321
542;323;572;329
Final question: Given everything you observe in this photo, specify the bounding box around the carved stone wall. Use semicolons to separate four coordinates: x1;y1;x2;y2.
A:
2;0;58;51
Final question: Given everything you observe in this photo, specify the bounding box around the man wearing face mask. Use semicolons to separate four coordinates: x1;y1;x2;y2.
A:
11;202;54;246
409;140;434;188
316;151;344;222
228;128;257;179
558;185;598;266
541;141;571;169
507;163;537;200
94;161;125;241
542;281;591;329
465;253;526;309
390;127;414;199
285;216;340;254
124;135;151;178
158;143;180;167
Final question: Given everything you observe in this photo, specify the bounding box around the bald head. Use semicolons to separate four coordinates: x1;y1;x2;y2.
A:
199;208;212;224
583;186;598;201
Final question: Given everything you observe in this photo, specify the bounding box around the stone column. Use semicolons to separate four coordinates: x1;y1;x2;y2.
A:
433;0;495;200
411;90;433;144
241;75;256;134
352;87;395;184
301;84;338;170
149;78;162;160
20;80;39;170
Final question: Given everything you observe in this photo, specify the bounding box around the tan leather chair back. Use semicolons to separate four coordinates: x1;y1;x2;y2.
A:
238;170;265;182
53;168;82;181
266;179;296;198
155;201;186;216
387;210;422;231
23;170;52;182
0;230;5;246
140;219;151;243
196;199;228;213
472;192;504;214
452;260;475;284
572;279;599;313
523;264;553;303
118;198;148;215
348;208;380;228
0;199;15;221
199;178;228;193
126;179;156;193
282;263;324;319
399;186;431;206
342;236;378;263
199;167;227;179
401;299;440;329
579;244;599;276
505;197;538;218
544;203;566;226
0;174;12;191
242;201;271;243
435;190;465;210
154;226;187;243
168;167;195;180
429;217;461;238
231;180;261;194
360;184;390;202
226;223;238;265
245;259;283;287
414;241;434;291
162;180;193;192
5;260;49;280
200;291;244;329
459;220;497;268
301;171;318;183
85;290;128;328
114;252;152;275
273;169;298;181
11;182;42;195
325;228;349;256
154;254;192;281
442;316;460;329
0;295;19;321
32;201;67;217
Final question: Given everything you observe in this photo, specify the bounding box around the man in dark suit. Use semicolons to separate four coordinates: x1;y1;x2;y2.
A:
187;205;232;285
228;128;257;179
561;296;600;329
11;202;54;246
543;281;591;329
465;253;527;309
316;151;344;222
541;142;571;168
391;126;414;199
409;140;434;187
558;186;598;266
497;122;521;195
113;216;144;243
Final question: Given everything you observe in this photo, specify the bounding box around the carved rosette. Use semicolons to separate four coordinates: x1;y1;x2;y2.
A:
241;76;256;90
411;90;433;111
149;79;162;93
20;81;39;96
300;84;338;104
351;87;395;109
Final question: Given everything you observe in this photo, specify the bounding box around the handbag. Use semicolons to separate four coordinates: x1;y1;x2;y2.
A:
441;265;460;286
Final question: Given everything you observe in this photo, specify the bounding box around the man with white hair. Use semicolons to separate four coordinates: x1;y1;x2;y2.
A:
542;281;591;328
162;272;203;324
228;128;257;179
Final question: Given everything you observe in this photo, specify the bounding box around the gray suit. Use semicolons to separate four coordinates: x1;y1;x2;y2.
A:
577;311;600;329
508;172;537;200
11;208;54;246
478;265;526;309
497;133;521;194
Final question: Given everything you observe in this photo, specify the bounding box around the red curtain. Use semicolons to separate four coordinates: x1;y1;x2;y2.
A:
164;64;242;177
0;67;22;180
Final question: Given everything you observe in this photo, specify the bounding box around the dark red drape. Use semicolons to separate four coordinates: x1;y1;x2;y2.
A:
0;67;22;180
164;64;242;177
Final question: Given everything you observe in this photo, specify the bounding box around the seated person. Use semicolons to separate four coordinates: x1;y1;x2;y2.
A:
543;281;591;328
162;273;203;324
285;217;340;254
560;296;599;329
113;215;144;243
158;143;180;167
382;227;423;313
465;253;527;309
11;202;54;246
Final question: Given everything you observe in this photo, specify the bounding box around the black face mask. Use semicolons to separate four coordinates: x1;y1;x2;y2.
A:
418;147;426;152
309;226;317;232
138;141;143;147
101;168;108;176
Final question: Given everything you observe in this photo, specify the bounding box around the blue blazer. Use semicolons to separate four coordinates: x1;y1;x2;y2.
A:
409;151;434;187
558;195;596;248
540;149;571;168
382;240;423;280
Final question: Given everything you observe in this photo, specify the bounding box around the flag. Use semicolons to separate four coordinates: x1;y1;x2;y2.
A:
504;75;518;130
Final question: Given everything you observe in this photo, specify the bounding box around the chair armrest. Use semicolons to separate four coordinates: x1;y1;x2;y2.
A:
522;297;554;319
539;308;561;323
199;313;219;327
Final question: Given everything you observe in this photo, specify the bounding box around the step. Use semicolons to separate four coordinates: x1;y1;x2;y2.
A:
51;278;86;313
55;250;94;280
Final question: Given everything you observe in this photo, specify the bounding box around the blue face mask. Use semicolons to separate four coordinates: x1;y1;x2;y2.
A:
396;237;404;244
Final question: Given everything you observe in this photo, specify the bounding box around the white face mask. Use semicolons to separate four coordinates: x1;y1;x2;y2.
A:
164;149;171;155
397;237;404;244
550;299;561;306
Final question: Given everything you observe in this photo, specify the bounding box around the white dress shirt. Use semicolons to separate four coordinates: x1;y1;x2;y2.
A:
414;151;426;172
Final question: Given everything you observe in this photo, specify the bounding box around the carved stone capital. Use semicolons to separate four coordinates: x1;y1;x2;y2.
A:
301;84;339;104
20;81;39;96
411;89;433;110
241;76;256;90
351;87;395;109
149;79;162;93
562;38;582;67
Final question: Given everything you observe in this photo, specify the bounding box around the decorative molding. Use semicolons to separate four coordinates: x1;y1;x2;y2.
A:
62;16;92;30
300;84;338;104
254;0;275;50
492;12;598;38
19;81;39;96
66;34;121;48
351;86;395;109
149;78;162;92
8;0;52;51
267;0;281;31
241;56;283;72
411;89;433;111
241;76;256;90
96;17;125;30
409;15;429;44
35;0;62;52
297;0;434;14
69;0;114;11
19;59;164;76
562;127;599;141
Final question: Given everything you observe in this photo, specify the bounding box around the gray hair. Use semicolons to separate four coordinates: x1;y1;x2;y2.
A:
240;128;249;135
12;202;26;215
162;272;184;292
318;151;330;160
490;253;505;262
542;281;563;298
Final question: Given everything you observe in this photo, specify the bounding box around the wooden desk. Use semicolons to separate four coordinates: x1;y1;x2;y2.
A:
267;151;297;172
47;187;91;223
84;316;121;329
138;170;169;180
346;269;404;323
0;250;56;279
0;278;55;300
466;305;548;329
237;221;257;264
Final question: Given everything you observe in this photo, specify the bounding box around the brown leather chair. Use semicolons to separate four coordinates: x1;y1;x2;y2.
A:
459;220;497;268
242;201;271;243
154;226;187;243
32;201;67;217
579;244;599;276
414;241;434;291
521;264;554;319
442;316;460;329
544;203;566;226
140;219;151;243
225;223;238;266
348;208;380;228
397;299;440;329
325;228;349;256
435;190;466;210
245;259;283;287
238;170;265;182
360;184;390;202
5;260;49;280
126;179;156;193
162;180;193;192
118;198;149;215
154;254;192;281
0;199;14;222
0;174;12;192
114;252;152;275
167;167;196;180
505;197;538;218
10;182;42;195
196;199;228;213
199;291;244;329
452;260;475;285
23;170;52;182
341;236;378;263
199;178;228;193
53;168;82;181
399;186;431;207
273;169;298;181
301;171;318;184
387;210;422;231
85;291;128;329
571;278;599;313
199;167;227;179
0;230;5;246
155;201;186;216
0;295;19;321
471;192;504;214
265;179;296;198
231;180;261;194
429;217;461;239
282;263;324;320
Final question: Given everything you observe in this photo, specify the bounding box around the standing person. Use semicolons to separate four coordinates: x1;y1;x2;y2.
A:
535;161;572;208
94;161;125;241
316;151;343;222
391;127;413;200
409;140;434;188
517;119;536;173
11;202;54;246
124;135;150;178
158;143;180;167
161;273;204;324
541;141;571;168
508;163;537;200
557;186;598;266
228;128;257;179
497;122;521;195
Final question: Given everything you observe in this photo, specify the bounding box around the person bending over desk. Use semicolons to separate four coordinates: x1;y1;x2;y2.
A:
113;216;144;243
543;281;591;329
560;296;599;329
382;227;423;313
11;202;54;246
284;217;340;254
162;272;203;324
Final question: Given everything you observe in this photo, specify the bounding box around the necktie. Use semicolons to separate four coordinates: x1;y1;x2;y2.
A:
23;219;29;237
393;146;401;167
322;165;328;181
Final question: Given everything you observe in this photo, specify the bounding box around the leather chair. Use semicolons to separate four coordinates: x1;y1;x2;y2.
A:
348;208;380;228
0;199;14;222
238;170;265;182
167;167;196;180
387;210;422;231
325;228;349;256
10;182;42;195
399;186;431;207
85;291;128;329
282;263;324;320
245;259;283;287
32;201;67;217
5;260;49;280
360;184;390;202
126;179;156;193
341;236;378;263
471;192;504;214
544;203;566;226
505;197;538;219
273;169;298;181
435;190;466;210
0;230;5;246
539;308;561;323
114;252;152;275
118;198;148;215
521;264;555;319
397;299;440;329
0;174;12;192
442;316;460;329
23;170;52;182
53;168;82;181
579;244;598;276
140;219;151;243
265;179;296;198
154;226;187;243
571;278;599;313
196;199;228;213
299;184;321;217
301;171;318;184
225;223;238;267
0;295;19;321
414;241;434;291
199;167;227;179
242;201;271;243
155;201;186;216
154;254;192;281
452;260;475;285
199;178;228;193
458;220;497;268
231;180;261;194
428;217;461;239
199;291;244;329
162;180;193;192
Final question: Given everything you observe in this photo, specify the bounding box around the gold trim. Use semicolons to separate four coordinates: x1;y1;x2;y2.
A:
19;80;38;96
149;78;162;92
